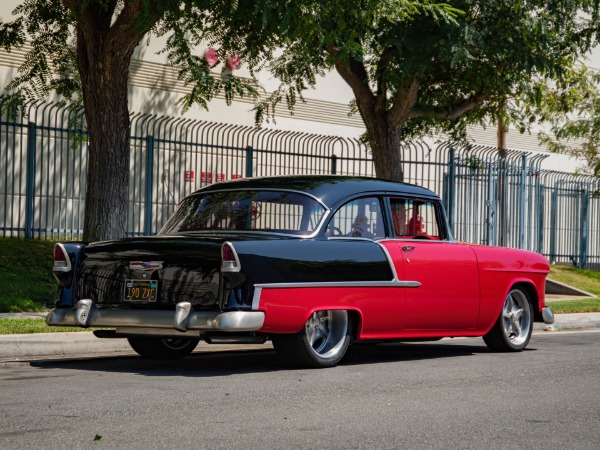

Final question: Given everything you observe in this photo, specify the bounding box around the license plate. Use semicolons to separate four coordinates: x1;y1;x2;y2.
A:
124;279;158;302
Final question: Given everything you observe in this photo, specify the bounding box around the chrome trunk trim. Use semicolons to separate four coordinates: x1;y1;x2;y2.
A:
46;300;265;332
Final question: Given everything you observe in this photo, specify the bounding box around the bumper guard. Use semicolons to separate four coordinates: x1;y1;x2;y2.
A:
541;306;555;324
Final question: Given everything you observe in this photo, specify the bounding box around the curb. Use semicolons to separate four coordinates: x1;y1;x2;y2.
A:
540;312;600;331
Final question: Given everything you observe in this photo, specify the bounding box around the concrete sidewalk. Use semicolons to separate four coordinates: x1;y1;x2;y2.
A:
1;312;599;361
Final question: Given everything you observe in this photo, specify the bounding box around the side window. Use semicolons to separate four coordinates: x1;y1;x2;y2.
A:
390;198;442;239
327;197;384;238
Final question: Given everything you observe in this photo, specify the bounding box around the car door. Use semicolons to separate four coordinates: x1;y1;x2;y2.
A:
389;197;480;330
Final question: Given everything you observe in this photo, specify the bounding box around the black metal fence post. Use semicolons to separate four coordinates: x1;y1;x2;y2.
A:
447;147;456;235
25;122;36;239
245;146;253;178
580;188;590;269
144;135;155;236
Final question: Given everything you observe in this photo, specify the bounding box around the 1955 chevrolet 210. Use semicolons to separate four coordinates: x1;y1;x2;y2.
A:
47;176;555;368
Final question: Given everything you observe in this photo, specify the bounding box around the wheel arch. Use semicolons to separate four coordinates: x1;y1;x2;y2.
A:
347;309;362;339
299;306;363;337
511;281;542;323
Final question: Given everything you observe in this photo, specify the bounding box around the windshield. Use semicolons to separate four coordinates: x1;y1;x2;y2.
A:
159;190;327;236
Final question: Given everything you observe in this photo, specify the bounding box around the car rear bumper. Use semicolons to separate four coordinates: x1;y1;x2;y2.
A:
46;299;265;333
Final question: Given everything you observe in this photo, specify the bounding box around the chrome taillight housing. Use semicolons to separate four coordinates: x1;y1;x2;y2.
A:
221;242;241;272
53;243;73;286
53;243;72;272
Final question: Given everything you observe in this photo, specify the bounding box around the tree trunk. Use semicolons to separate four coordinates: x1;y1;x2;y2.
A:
497;114;508;246
81;85;131;242
367;125;404;181
75;12;144;242
362;112;405;182
331;57;408;182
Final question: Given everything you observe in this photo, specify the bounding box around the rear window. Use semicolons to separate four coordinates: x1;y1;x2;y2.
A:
159;190;326;236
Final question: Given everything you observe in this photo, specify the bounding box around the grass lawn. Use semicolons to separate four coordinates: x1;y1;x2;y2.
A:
549;298;600;314
0;318;99;334
547;265;600;297
0;238;56;312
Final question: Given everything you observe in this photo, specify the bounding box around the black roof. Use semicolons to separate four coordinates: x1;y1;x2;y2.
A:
194;175;440;208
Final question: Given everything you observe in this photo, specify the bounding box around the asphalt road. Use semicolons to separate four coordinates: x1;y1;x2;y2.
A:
1;330;599;449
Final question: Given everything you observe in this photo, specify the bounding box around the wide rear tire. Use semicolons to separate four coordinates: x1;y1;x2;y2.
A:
483;287;533;352
127;336;200;359
272;310;351;368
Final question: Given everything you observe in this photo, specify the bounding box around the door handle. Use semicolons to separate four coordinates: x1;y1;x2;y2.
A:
402;246;415;252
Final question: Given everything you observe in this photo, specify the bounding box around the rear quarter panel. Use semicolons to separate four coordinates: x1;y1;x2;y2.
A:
232;239;400;335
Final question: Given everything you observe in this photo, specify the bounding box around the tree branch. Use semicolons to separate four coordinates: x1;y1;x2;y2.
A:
410;92;489;120
107;0;151;52
375;46;398;96
388;80;419;126
326;43;375;116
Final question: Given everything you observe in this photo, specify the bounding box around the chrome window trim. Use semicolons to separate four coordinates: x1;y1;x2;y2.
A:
189;187;328;208
378;237;458;244
163;188;331;239
376;241;401;281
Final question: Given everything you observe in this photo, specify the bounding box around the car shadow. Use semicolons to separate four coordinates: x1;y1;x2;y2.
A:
26;340;514;377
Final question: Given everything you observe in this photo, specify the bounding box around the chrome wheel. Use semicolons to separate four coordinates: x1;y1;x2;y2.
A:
501;289;531;346
305;310;349;359
483;286;533;352
271;310;352;368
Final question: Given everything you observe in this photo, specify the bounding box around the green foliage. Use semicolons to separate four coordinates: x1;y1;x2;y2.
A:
0;0;260;116
156;3;259;112
0;0;79;109
209;0;600;146
539;69;600;177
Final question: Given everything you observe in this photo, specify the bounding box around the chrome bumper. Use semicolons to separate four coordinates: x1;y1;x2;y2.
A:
46;300;265;333
542;306;555;324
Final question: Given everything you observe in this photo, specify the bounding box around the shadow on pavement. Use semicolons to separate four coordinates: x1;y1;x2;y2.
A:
26;340;504;377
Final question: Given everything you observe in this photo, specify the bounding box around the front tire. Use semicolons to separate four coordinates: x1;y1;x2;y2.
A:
272;310;351;368
483;287;533;352
127;336;200;359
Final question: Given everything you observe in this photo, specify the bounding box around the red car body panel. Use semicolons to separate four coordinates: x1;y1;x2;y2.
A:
256;241;549;340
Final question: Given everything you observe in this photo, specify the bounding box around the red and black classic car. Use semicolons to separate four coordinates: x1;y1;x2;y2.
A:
47;176;554;368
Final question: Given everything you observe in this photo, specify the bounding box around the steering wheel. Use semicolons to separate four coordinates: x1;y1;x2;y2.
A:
412;234;432;240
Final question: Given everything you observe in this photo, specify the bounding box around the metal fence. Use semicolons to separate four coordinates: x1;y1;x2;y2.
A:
1;98;599;269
